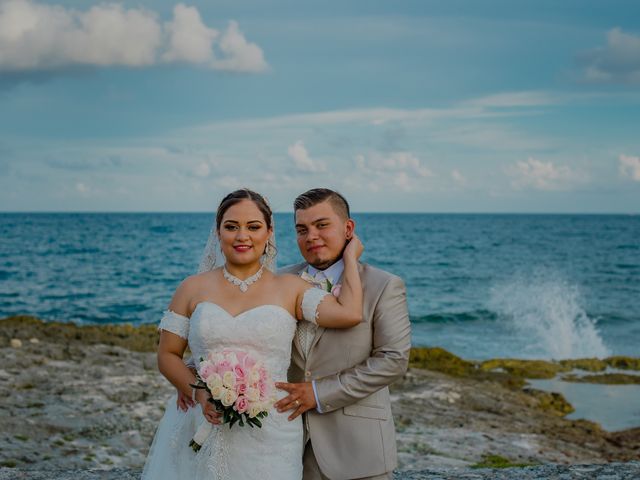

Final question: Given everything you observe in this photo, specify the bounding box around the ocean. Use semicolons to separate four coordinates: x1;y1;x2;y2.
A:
1;212;638;361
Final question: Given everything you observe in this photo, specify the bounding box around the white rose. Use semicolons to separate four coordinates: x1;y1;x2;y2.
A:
206;373;223;391
210;385;223;400
221;388;238;407
248;403;262;418
249;368;260;384
246;387;260;402
222;371;236;389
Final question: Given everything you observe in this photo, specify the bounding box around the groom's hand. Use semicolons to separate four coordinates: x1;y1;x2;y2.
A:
176;389;195;411
274;382;316;421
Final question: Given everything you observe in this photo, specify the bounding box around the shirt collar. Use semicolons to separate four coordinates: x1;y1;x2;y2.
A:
307;258;345;285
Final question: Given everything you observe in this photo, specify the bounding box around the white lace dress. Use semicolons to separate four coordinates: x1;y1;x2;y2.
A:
141;289;328;480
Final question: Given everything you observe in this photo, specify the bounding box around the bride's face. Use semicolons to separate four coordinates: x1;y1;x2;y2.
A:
218;199;272;267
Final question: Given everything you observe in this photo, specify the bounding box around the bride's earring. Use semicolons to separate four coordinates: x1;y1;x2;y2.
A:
264;241;276;262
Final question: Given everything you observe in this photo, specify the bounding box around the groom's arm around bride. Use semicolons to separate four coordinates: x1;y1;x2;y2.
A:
277;189;411;480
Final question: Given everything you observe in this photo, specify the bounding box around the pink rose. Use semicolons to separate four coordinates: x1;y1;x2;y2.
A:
233;364;247;382
234;396;249;414
257;380;270;399
217;360;233;374
235;382;247;395
242;355;256;370
331;283;342;297
199;362;216;379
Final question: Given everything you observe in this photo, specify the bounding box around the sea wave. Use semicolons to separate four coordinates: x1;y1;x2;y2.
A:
488;268;610;359
411;310;497;324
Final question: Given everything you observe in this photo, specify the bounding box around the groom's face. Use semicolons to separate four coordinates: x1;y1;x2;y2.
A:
295;200;354;269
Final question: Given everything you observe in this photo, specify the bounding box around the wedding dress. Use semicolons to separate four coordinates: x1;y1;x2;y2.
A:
141;295;326;480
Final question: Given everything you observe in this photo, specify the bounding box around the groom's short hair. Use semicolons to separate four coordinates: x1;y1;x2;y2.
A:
294;188;351;220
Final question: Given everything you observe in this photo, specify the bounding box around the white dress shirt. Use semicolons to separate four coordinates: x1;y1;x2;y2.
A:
303;259;344;413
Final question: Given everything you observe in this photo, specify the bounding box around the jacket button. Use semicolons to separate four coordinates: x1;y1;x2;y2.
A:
305;371;311;377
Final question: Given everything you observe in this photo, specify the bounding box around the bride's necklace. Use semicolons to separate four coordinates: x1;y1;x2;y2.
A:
223;264;264;293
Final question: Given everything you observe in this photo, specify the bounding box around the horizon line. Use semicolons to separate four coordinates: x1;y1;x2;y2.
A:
1;211;638;216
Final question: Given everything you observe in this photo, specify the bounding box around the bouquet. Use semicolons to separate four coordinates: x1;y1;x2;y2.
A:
189;349;275;452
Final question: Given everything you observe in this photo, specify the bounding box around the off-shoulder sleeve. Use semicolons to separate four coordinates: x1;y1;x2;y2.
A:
158;310;190;339
301;288;330;325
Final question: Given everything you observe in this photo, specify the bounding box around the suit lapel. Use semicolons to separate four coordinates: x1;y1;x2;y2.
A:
292;263;309;357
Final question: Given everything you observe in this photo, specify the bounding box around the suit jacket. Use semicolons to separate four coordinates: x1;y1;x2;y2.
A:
281;262;411;480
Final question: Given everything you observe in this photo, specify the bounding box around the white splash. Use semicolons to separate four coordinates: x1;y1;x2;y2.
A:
489;270;610;359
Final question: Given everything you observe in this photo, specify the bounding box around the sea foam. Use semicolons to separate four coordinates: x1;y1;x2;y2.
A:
489;269;610;360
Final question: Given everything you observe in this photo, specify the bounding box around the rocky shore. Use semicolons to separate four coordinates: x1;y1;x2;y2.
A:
1;316;639;477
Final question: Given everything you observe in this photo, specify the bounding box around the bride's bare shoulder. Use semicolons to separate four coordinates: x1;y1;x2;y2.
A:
171;270;220;308
180;269;217;289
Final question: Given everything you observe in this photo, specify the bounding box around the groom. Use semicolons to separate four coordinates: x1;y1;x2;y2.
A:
275;188;411;480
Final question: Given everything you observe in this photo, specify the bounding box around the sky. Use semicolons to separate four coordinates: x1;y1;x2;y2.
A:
1;0;639;213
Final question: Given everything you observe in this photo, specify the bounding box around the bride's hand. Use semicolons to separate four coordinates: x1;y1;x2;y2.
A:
196;389;221;425
343;234;364;262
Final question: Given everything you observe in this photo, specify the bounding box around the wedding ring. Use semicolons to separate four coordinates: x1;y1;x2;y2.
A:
294;400;300;407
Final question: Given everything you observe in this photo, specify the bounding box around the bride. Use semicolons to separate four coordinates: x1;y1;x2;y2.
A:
141;189;363;479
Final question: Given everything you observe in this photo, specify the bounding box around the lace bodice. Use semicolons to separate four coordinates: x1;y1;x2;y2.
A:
158;287;329;381
188;303;296;381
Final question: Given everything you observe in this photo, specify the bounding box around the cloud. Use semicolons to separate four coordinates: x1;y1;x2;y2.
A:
619;154;640;181
190;156;220;178
357;151;432;177
75;182;89;194
287;140;326;172
353;151;433;192
451;169;467;186
463;91;558;108
211;21;269;73
0;0;267;73
506;158;588;191
162;4;217;64
45;155;123;171
0;0;161;70
580;28;640;83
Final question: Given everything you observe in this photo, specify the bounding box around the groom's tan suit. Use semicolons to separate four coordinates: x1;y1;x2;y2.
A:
283;262;411;480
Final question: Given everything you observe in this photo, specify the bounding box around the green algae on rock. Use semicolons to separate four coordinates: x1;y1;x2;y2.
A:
605;356;640;371
470;454;534;469
409;347;476;377
479;359;568;379
559;358;608;372
522;388;575;416
561;373;640;385
0;315;159;352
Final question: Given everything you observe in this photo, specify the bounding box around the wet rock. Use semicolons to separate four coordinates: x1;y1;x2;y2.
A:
562;373;640;385
1;316;639;473
409;347;476;377
480;359;566;379
605;356;640;371
559;358;608;372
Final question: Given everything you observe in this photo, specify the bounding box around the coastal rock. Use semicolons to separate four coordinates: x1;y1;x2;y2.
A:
561;373;640;385
3;463;640;479
1;316;639;473
605;356;640;371
480;358;567;379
